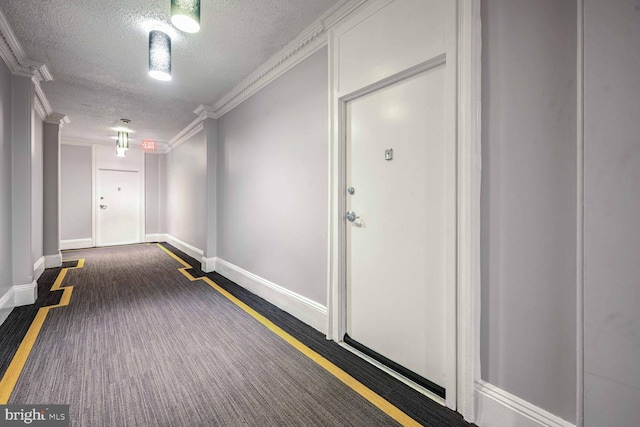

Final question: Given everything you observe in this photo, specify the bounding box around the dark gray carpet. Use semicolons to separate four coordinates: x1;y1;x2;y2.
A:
0;261;78;380
160;243;473;427
8;244;402;426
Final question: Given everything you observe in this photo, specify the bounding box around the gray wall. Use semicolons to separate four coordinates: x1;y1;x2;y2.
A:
43;122;61;257
0;59;12;298
60;144;92;240
144;153;166;234
584;0;640;424
165;130;206;250
31;109;43;264
217;48;328;306
480;0;577;422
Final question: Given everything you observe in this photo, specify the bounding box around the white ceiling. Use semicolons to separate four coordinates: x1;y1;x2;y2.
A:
0;0;339;144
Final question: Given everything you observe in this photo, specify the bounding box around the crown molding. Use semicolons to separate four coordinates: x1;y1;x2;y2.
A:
193;104;217;120
163;104;213;153
167;0;367;146
34;94;47;121
34;81;53;116
164;120;204;154
0;8;53;81
210;0;369;118
0;7;59;125
45;112;70;126
211;21;327;118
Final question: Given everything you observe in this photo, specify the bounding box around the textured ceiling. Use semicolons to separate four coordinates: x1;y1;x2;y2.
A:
1;0;339;144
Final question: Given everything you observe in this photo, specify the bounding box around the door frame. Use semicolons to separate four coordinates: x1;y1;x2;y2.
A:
92;145;146;247
326;1;481;422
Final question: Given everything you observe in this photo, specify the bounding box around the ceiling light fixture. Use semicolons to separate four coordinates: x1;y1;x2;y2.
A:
116;146;127;157
149;30;172;81
116;130;130;157
171;0;201;33
117;131;130;150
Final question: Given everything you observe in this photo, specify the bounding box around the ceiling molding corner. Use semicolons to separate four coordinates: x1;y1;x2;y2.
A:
165;105;212;154
0;7;58;123
193;104;217;120
165;120;204;154
45;112;70;126
0;8;54;81
211;0;367;118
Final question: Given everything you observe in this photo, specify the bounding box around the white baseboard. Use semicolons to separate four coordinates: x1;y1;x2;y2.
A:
13;281;38;307
214;258;327;334
475;381;574;427
0;287;14;327
145;233;164;243
165;234;204;262
33;256;45;281
201;256;216;273
45;253;62;268
61;238;93;250
0;280;38;327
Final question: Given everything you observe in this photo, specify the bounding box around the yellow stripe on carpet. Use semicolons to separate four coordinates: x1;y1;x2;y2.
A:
0;259;84;404
156;243;421;427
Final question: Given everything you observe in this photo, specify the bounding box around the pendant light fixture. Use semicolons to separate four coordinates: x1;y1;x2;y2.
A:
148;30;172;81
113;119;132;157
117;131;130;150
116;146;127;157
116;130;130;157
171;0;201;33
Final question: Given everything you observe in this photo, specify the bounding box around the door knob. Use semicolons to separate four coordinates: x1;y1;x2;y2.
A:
100;204;107;209
345;210;358;222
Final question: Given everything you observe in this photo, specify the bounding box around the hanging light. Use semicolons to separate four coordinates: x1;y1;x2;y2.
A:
148;30;172;81
117;131;130;149
116;131;129;157
171;0;200;33
116;145;127;157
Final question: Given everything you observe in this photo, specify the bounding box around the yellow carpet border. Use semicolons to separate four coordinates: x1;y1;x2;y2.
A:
156;243;421;427
0;259;84;404
1;246;422;426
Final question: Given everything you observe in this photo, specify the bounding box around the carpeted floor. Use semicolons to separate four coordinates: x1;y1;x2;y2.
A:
0;261;77;380
0;243;473;426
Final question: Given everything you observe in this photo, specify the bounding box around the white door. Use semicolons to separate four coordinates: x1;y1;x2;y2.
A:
97;169;142;246
346;65;455;396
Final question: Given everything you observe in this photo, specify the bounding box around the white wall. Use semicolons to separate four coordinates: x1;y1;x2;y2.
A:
217;47;328;306
31;109;43;265
60;144;92;241
584;0;640;424
0;59;12;311
165;130;206;251
480;0;577;423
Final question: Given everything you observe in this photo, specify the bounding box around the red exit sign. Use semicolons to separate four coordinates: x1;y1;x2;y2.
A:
141;139;157;152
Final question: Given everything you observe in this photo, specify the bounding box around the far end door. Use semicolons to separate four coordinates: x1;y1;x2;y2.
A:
97;169;142;246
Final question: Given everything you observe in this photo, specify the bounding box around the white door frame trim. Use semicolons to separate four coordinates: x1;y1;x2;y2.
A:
575;0;585;425
326;1;481;422
456;0;482;422
93;152;146;247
